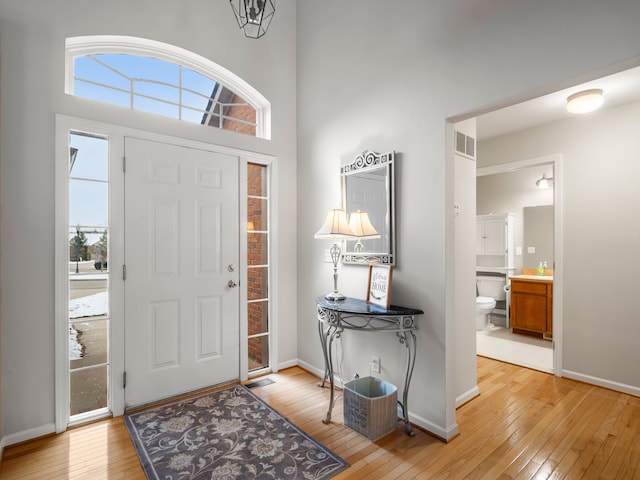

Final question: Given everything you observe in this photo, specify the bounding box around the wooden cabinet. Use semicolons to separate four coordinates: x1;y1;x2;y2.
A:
510;277;553;337
476;214;515;267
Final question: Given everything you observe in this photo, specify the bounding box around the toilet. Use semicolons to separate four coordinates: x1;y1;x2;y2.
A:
476;275;507;330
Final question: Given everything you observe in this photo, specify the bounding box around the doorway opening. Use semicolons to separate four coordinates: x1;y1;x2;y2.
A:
475;158;558;374
57;116;278;432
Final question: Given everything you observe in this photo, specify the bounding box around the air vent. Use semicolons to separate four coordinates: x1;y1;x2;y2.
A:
455;130;476;160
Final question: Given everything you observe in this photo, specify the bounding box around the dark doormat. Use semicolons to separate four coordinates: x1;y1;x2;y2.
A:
245;377;275;389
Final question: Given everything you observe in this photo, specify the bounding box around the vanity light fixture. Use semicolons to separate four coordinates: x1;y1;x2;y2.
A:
230;0;275;39
315;209;356;301
348;211;380;253
536;173;553;189
566;88;604;114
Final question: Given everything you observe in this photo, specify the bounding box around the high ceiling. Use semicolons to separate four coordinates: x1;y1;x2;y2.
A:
476;66;640;141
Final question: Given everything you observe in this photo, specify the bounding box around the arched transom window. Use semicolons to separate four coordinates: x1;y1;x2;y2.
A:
65;36;271;139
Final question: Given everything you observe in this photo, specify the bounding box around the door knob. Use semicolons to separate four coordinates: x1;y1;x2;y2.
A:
227;280;238;288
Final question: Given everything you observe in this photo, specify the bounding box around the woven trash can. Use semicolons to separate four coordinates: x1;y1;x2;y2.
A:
343;376;398;441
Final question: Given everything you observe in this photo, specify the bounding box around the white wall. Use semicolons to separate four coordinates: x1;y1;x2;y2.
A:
480;101;640;393
0;0;297;440
3;0;640;446
296;0;640;439
451;119;478;407
477;165;554;271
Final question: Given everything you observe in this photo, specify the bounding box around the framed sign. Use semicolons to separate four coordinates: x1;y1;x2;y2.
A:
367;264;393;308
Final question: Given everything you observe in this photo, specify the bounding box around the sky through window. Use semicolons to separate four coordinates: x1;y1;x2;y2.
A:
73;53;256;130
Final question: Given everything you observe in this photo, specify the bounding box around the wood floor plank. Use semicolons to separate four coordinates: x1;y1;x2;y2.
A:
506;384;607;478
582;397;637;479
564;393;629;478
616;412;640;479
520;388;611;479
1;357;638;480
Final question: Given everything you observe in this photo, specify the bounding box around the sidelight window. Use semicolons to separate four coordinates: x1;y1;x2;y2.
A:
247;163;271;372
68;132;110;421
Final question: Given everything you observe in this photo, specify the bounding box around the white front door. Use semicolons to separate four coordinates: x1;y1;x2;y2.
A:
124;137;240;407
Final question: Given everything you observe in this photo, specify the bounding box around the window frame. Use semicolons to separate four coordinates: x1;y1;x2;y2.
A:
65;36;271;140
246;162;272;375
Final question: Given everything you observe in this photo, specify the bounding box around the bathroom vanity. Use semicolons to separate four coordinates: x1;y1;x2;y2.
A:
509;275;553;339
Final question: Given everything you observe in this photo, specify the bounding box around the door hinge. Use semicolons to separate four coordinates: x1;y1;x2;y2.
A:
123;264;127;281
123;156;126;173
123;371;127;389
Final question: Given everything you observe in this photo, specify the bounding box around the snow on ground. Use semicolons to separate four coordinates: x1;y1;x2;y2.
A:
69;291;108;359
70;325;84;360
69;291;108;318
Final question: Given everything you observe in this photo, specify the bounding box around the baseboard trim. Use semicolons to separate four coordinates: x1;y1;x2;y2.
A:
562;369;640;397
296;359;324;380
4;423;56;447
0;435;5;465
456;386;480;408
277;358;299;371
295;358;456;441
409;412;460;442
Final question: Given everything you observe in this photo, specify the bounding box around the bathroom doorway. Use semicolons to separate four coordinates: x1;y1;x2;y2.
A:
475;157;559;374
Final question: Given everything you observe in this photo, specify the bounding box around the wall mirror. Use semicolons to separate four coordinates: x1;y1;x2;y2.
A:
341;150;395;265
523;205;554;269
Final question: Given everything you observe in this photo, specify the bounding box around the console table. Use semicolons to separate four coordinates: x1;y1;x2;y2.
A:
316;296;423;436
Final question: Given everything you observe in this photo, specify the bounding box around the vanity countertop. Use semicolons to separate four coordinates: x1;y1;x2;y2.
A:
510;274;553;282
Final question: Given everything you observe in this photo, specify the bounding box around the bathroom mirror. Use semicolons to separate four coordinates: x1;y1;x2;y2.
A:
341;150;395;265
523;205;554;269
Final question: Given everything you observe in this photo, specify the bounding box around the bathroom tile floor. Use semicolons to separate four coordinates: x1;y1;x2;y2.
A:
476;325;553;373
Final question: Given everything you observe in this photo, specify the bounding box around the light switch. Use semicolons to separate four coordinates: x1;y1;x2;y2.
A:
527;246;536;254
516;246;522;256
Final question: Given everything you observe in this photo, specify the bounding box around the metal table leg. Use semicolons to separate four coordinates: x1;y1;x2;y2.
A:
317;319;329;388
322;325;341;424
397;329;417;436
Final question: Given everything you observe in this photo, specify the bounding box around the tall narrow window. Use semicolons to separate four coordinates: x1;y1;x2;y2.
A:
65;36;270;139
247;163;270;372
68;132;110;420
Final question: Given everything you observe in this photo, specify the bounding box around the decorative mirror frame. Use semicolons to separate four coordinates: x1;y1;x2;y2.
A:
341;150;396;265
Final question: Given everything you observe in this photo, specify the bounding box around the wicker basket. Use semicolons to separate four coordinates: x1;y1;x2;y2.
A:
343;376;398;441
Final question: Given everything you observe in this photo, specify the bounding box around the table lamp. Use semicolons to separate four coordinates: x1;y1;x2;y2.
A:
315;208;356;301
348;210;380;252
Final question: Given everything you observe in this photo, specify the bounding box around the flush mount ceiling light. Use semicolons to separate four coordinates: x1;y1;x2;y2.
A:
230;0;275;39
566;88;604;114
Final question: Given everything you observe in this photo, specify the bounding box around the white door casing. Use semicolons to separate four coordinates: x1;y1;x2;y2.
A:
124;137;240;407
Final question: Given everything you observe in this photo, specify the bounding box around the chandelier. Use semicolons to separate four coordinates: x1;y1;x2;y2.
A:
230;0;275;39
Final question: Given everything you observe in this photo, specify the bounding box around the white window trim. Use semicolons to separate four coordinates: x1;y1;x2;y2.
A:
239;155;278;380
55;114;278;432
65;35;272;140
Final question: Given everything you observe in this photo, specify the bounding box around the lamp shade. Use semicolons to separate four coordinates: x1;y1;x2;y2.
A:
566;88;604;114
315;209;356;239
230;0;275;39
348;211;380;239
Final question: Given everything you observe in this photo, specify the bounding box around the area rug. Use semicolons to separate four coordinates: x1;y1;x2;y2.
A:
124;384;349;480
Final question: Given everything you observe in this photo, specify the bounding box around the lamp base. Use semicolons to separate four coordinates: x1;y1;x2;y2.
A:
324;291;346;302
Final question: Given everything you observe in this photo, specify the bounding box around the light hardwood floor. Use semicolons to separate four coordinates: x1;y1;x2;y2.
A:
1;357;639;479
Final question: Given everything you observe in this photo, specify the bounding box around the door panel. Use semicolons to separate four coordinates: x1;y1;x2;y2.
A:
124;137;239;407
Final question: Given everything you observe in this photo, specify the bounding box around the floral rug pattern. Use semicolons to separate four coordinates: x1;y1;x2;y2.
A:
124;385;348;480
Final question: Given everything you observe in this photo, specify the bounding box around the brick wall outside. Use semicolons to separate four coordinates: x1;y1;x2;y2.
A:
223;94;256;137
246;163;268;368
219;94;265;368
